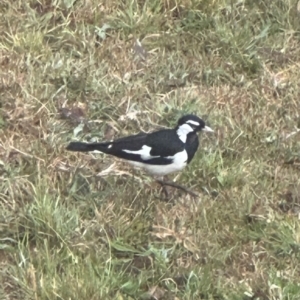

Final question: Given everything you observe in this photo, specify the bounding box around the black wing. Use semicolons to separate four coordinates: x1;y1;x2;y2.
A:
145;129;185;157
107;129;185;165
67;129;186;166
110;132;148;150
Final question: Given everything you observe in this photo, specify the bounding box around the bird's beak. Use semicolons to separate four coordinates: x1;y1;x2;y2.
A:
202;126;214;132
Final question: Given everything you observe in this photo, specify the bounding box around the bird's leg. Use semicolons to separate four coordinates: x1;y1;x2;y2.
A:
131;167;135;192
155;178;171;199
155;178;199;198
154;176;170;200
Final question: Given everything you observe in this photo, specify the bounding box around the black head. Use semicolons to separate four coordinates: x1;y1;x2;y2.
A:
177;115;213;132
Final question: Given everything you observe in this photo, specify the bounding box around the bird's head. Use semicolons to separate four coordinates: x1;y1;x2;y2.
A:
177;115;213;132
176;114;214;142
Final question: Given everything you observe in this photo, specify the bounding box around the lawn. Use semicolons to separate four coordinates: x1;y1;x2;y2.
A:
1;0;300;299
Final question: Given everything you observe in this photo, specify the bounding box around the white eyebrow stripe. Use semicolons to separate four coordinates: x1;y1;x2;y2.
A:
186;120;200;126
122;145;159;160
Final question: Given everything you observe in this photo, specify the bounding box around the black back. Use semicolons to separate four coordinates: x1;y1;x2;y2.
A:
102;129;186;165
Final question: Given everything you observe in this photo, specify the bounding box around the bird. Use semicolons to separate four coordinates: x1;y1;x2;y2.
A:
66;114;214;177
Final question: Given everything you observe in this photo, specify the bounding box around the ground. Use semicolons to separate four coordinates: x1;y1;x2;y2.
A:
1;0;300;299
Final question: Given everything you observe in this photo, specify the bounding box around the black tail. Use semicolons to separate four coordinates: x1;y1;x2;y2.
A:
66;142;108;152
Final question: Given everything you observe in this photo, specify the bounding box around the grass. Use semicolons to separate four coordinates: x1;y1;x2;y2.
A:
1;0;300;299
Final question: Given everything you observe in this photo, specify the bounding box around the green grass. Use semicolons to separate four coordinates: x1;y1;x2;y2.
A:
1;0;300;299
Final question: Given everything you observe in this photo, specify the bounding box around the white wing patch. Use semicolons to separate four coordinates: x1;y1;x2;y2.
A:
176;123;194;143
122;145;159;160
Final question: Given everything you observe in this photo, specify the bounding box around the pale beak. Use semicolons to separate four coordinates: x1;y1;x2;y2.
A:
202;126;214;132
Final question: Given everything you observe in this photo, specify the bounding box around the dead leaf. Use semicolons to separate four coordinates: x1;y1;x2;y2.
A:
147;286;165;300
60;106;86;123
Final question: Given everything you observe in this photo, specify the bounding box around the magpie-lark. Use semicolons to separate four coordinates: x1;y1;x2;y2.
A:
66;115;213;177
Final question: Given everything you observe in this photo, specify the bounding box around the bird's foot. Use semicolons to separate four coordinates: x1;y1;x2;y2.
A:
155;179;199;198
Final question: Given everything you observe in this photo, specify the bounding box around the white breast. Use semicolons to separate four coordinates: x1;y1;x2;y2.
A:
128;149;188;176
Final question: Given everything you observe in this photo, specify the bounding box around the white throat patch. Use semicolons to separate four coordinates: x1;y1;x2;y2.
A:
176;123;194;143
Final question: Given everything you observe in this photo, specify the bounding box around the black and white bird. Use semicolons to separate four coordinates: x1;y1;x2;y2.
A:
66;115;213;176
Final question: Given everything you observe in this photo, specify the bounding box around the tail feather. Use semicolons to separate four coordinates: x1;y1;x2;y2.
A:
66;142;108;152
